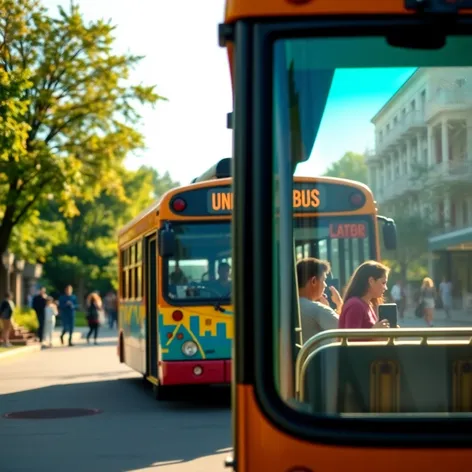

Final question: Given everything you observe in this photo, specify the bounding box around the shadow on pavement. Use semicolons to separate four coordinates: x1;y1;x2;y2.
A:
1;377;231;472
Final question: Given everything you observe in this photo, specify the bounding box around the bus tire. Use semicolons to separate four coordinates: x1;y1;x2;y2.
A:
153;384;175;401
118;332;125;363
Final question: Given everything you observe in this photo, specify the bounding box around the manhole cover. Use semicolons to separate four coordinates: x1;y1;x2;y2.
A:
3;408;102;420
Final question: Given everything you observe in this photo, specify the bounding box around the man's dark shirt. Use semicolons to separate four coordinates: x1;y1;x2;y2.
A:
32;294;47;319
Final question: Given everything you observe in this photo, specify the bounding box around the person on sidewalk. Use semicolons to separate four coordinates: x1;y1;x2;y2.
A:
86;291;103;345
0;292;15;347
104;290;118;329
439;277;453;320
32;287;47;343
419;277;436;327
42;297;58;349
390;280;406;320
59;285;78;346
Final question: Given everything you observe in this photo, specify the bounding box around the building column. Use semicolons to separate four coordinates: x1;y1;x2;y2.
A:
443;192;451;229
427;126;434;168
466;117;472;161
12;260;25;309
416;133;422;165
441;118;449;170
406;139;412;176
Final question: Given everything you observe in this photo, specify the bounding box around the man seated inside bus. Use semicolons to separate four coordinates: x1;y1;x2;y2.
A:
297;258;342;343
170;263;188;285
212;262;232;297
168;262;189;298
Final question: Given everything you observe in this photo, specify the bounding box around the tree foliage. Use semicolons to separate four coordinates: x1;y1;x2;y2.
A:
0;0;164;259
323;151;368;184
42;167;180;297
382;214;433;281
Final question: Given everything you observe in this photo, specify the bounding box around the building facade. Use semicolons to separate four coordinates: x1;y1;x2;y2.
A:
367;67;472;309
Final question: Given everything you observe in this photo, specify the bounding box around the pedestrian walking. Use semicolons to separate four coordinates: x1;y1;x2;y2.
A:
86;291;103;345
42;297;58;348
0;291;15;347
32;287;47;343
59;285;78;346
104;290;118;329
439;276;453;319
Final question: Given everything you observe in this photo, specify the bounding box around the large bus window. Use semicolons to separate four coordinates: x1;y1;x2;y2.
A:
165;222;231;304
293;217;375;292
272;35;472;419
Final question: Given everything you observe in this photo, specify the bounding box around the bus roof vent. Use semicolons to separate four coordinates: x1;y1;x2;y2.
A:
191;158;232;183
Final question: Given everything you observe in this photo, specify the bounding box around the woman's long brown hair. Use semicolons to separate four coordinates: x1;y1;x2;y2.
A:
343;260;390;308
87;292;102;308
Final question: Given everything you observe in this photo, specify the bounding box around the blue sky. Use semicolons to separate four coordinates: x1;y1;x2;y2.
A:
43;0;414;182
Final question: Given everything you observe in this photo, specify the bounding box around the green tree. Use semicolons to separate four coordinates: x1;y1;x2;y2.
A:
382;214;433;281
323;151;368;184
42;166;179;301
0;0;164;270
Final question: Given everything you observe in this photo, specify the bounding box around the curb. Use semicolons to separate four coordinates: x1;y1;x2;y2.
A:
0;344;41;361
0;332;83;361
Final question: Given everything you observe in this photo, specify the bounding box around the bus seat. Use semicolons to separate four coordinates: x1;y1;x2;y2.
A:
301;343;472;414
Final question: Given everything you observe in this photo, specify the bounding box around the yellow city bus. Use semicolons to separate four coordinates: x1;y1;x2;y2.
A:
117;159;234;400
221;0;472;471
117;155;395;401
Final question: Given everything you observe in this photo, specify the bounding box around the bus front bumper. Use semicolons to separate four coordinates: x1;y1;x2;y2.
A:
160;359;232;386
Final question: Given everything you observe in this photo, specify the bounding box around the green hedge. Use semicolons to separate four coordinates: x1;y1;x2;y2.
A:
74;311;88;327
2;308;88;333
13;308;38;332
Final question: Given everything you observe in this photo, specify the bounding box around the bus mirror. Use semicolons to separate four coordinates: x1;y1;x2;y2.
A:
383;220;397;251
158;229;176;258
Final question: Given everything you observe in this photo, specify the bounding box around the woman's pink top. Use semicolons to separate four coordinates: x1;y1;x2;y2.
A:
338;297;378;329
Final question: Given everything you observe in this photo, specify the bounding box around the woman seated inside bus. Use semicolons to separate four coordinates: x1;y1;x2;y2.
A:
338;261;390;332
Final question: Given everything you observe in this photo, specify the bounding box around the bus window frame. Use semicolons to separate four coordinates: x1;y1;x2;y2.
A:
234;16;472;448
161;219;232;308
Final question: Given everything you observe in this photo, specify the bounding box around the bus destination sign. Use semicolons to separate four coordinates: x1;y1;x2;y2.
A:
168;182;367;217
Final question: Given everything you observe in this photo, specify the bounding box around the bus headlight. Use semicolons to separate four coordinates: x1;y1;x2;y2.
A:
182;341;198;357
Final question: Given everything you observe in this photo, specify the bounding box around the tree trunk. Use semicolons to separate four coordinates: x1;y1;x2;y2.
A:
0;212;15;297
77;277;86;311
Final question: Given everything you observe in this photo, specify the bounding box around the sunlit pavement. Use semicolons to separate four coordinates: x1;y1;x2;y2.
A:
400;309;472;328
0;327;231;472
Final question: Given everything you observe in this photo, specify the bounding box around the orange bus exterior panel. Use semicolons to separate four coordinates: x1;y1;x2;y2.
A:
225;0;472;23
237;384;472;471
225;0;411;23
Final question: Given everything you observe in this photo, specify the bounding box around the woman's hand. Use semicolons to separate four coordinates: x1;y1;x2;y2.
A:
373;319;390;329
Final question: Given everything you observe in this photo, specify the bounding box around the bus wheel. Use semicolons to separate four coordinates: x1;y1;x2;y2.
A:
118;333;125;363
152;384;175;401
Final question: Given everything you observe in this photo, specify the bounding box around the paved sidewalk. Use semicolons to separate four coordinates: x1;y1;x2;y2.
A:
0;327;230;472
401;307;472;326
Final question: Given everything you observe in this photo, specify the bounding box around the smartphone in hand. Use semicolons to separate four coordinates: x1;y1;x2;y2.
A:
378;303;398;328
325;277;340;309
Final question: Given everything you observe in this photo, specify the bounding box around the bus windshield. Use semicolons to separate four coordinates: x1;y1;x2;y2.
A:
165;222;232;305
272;34;472;417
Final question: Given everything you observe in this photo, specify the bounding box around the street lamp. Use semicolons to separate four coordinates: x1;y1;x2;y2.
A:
15;259;25;272
2;251;15;270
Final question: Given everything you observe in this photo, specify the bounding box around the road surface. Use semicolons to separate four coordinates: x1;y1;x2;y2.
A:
0;328;231;472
